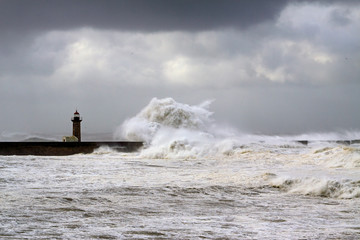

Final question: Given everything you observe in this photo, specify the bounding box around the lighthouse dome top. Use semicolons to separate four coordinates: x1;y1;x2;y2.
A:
71;110;82;123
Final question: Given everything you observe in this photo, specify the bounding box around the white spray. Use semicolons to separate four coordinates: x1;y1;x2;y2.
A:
114;97;243;158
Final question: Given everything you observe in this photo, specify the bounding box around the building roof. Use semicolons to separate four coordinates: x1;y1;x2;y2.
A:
74;110;79;115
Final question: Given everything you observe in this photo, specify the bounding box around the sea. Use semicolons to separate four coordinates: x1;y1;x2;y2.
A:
1;98;359;239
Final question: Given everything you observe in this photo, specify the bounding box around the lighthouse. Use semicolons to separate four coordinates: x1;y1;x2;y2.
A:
71;110;82;142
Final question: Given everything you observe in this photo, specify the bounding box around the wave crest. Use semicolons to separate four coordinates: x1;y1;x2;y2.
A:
115;97;214;143
309;146;360;168
270;177;360;199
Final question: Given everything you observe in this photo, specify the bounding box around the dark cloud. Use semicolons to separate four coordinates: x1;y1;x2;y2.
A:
1;0;358;33
0;0;289;32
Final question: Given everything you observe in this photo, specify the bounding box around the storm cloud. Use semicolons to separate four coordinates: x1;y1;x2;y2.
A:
0;0;289;32
0;0;359;137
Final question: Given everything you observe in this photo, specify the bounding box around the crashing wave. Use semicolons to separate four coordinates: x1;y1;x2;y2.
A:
114;97;234;159
270;176;360;199
115;97;213;142
309;146;360;168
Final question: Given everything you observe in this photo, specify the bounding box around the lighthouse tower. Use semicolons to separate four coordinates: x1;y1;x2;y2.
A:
71;110;82;142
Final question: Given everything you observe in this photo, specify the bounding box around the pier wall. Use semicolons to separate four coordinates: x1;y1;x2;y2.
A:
0;142;143;156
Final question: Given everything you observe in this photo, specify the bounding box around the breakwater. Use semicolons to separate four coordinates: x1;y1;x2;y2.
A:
0;142;143;156
1;140;359;156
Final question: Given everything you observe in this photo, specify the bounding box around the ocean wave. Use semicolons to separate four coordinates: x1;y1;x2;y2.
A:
115;97;213;142
114;97;225;159
270;177;360;199
92;146;121;155
309;146;360;168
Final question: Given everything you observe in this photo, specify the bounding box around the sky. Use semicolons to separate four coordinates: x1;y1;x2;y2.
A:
0;0;359;137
